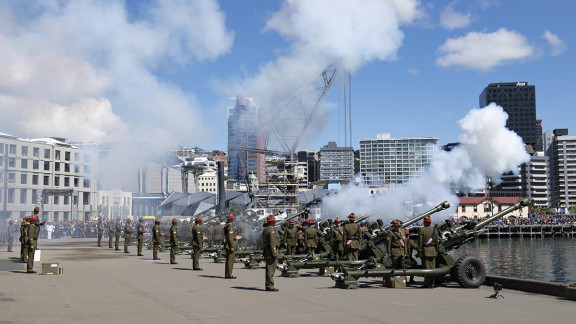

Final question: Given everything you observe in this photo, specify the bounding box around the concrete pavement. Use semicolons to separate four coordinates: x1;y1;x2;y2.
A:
1;238;575;323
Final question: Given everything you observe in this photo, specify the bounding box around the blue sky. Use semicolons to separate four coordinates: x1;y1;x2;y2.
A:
0;0;573;152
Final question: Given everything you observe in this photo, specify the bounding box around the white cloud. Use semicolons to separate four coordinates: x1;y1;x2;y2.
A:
439;2;472;30
0;0;234;148
408;68;420;75
543;30;566;56
436;28;534;71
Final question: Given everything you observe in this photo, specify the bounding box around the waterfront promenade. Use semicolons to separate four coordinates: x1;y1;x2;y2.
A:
1;238;575;324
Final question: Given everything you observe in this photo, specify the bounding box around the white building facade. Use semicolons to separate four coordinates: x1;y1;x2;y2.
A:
1;133;99;222
359;133;437;187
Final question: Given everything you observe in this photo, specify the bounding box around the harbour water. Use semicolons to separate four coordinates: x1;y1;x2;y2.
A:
449;237;576;284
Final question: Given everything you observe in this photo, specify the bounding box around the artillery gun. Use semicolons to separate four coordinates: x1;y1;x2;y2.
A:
277;203;449;277
331;197;529;289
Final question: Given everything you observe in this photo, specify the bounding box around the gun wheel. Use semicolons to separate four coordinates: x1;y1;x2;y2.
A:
452;254;486;288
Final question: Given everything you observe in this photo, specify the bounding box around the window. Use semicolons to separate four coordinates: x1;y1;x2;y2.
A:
43;175;49;186
64;196;69;205
33;147;39;157
54;196;59;205
74;177;79;187
33;160;39;170
21;174;27;184
65;163;71;172
83;192;90;205
55;150;61;160
22;146;28;156
20;189;27;204
8;158;15;168
9;144;16;154
44;149;50;159
55;163;60;172
32;175;38;185
21;159;28;169
84;154;91;163
8;189;15;203
84;165;91;174
64;177;70;187
8;173;15;183
55;176;60;187
0;144;3;154
83;178;90;188
44;161;50;171
75;153;81;161
65;151;70;161
31;189;37;204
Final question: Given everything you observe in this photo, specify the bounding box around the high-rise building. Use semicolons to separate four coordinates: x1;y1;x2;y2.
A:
546;129;576;210
359;133;437;187
319;142;354;182
521;152;550;208
479;82;542;151
227;96;266;182
297;150;319;183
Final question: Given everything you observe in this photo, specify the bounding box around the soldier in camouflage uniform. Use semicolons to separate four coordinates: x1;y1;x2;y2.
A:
137;218;145;256
115;220;122;251
386;220;405;269
343;213;362;260
124;219;133;253
223;214;237;279
262;216;280;291
97;219;103;247
191;218;203;270
108;220;115;249
169;218;179;264
152;219;162;260
419;216;439;288
283;220;298;255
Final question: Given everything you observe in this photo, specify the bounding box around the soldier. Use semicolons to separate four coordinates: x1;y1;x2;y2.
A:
97;219;104;247
20;219;28;262
137;218;145;256
7;220;16;252
386;220;405;269
212;221;224;246
296;225;306;254
115;220;122;251
26;217;39;273
343;213;362;260
330;218;345;268
419;216;439;288
262;216;280;291
283;220;298;255
108;220;115;248
191;217;203;270
151;219;162;260
169;218;179;264
124;219;133;253
304;220;318;254
223;214;237;279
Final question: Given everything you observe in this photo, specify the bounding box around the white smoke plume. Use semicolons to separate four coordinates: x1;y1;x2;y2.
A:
0;0;234;149
215;0;422;150
322;103;530;225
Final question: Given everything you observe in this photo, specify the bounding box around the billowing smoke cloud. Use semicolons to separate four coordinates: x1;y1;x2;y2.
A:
215;0;422;151
322;103;530;225
0;0;234;149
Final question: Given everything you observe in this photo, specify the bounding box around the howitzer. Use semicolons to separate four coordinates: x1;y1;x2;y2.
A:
281;201;450;277
332;197;529;289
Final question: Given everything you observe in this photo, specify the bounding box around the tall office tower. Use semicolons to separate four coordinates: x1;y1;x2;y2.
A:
319;142;354;182
297;150;319;183
479;82;542;151
521;152;550;208
227;96;266;182
359;133;437;187
547;129;576;210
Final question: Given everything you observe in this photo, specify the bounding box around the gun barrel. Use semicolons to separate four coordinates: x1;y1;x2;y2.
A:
354;215;371;223
474;197;529;230
400;201;451;229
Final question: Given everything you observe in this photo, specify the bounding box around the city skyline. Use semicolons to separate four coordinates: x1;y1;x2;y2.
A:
0;0;573;153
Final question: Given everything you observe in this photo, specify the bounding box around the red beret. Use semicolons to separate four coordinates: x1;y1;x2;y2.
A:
424;216;432;222
288;220;294;224
393;221;401;225
297;225;303;229
154;219;160;223
195;217;202;222
266;216;275;222
307;220;313;224
334;218;342;223
405;231;410;235
348;213;356;220
226;214;234;219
